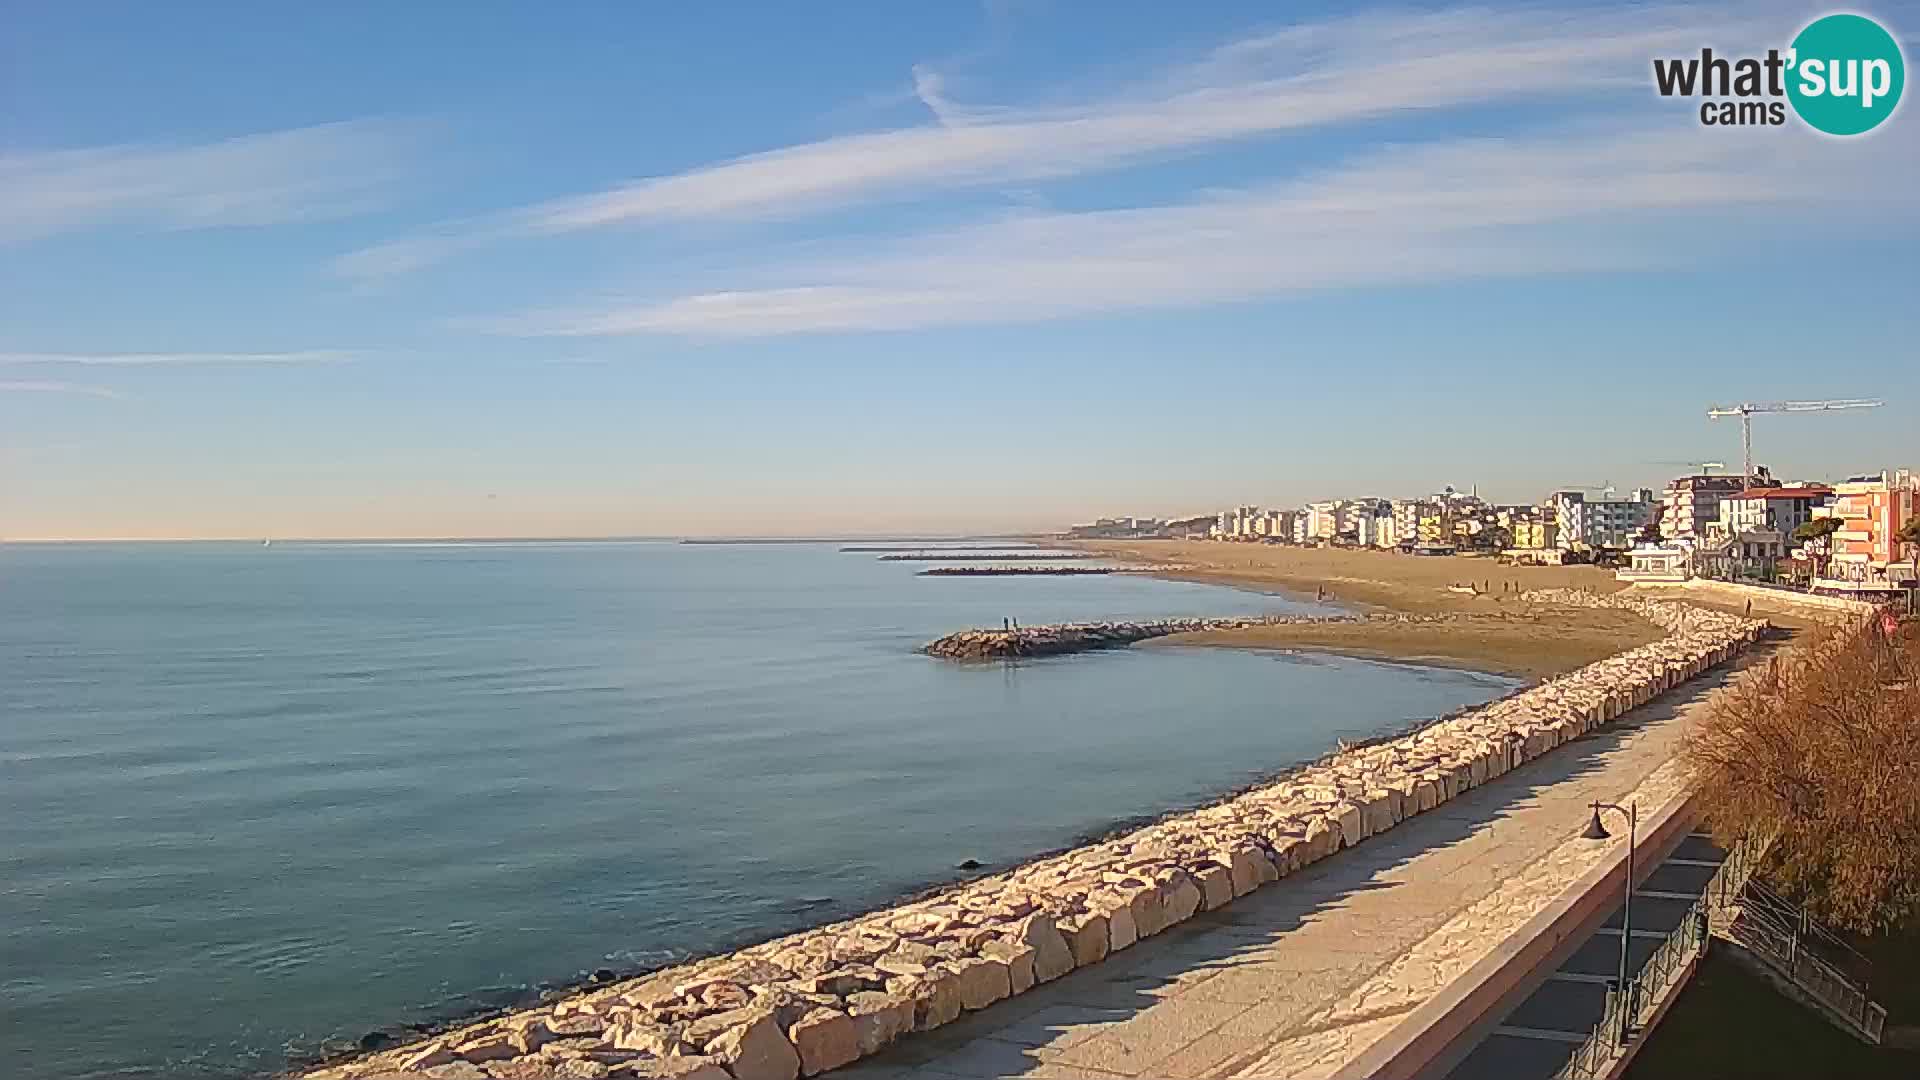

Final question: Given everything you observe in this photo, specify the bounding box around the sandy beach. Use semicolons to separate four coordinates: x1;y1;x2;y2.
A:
1068;539;1663;678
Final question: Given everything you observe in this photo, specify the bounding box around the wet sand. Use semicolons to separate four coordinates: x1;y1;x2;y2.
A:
1069;540;1663;678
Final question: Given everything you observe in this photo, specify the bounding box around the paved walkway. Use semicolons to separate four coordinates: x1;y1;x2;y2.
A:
833;660;1755;1080
1442;832;1730;1079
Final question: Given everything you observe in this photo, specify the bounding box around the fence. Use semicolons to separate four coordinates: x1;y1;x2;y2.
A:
1553;833;1768;1080
1553;887;1712;1079
1727;879;1887;1043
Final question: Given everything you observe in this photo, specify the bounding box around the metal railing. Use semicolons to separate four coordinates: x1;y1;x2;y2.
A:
1556;984;1630;1080
1553;834;1768;1080
1726;879;1887;1043
1553;892;1712;1079
1704;831;1769;913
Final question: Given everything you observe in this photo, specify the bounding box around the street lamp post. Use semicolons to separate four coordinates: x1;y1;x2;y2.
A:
1583;800;1639;1044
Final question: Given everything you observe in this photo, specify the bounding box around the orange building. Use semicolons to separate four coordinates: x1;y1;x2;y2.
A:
1813;469;1919;590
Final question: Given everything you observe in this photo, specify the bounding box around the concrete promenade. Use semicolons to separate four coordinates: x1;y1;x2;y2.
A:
833;661;1750;1080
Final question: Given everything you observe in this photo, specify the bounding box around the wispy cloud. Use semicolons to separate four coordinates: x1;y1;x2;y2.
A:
475;122;1915;339
0;121;410;243
0;350;354;367
338;3;1772;278
0;380;124;399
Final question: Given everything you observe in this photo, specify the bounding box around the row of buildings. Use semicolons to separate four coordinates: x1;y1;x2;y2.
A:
1628;469;1920;594
1067;467;1920;595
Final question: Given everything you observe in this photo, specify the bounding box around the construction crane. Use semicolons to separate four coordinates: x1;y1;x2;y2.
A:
1647;460;1726;474
1706;400;1884;483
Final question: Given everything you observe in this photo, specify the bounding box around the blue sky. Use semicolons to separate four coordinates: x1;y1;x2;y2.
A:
2;1;1916;539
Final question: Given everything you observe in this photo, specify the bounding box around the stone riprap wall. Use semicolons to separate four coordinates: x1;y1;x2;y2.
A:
922;615;1352;660
304;593;1764;1080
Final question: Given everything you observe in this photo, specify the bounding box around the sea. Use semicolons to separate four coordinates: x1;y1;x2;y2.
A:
0;540;1518;1079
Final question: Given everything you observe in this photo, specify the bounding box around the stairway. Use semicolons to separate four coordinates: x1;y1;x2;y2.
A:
1714;877;1889;1044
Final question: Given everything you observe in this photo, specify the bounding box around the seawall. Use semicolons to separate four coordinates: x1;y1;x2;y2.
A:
300;593;1767;1080
1629;578;1882;620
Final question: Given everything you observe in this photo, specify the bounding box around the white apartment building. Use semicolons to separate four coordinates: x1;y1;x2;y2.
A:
1550;488;1658;549
1390;500;1432;547
1305;501;1342;541
1373;512;1399;548
1713;485;1831;539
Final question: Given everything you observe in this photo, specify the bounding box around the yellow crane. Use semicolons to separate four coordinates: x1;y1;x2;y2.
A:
1706;399;1883;483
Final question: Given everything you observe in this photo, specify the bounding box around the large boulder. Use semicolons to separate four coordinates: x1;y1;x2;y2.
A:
844;992;914;1055
785;1008;862;1077
948;955;1012;1010
1013;913;1076;982
702;1009;800;1080
1057;913;1110;969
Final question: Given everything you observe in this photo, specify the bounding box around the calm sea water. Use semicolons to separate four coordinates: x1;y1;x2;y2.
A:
0;542;1516;1079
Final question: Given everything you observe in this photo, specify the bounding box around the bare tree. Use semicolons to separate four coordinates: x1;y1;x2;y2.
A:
1687;618;1920;932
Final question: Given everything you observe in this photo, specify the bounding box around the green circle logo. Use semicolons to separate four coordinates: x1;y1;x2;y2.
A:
1787;13;1905;135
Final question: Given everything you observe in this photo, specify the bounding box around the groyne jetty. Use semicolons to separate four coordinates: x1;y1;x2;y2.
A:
922;615;1349;660
300;591;1770;1080
879;552;1094;562
839;544;1033;553
916;565;1130;578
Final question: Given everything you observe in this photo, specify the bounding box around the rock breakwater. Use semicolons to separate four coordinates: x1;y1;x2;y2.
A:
916;565;1125;577
878;553;1095;561
921;615;1349;660
302;591;1766;1080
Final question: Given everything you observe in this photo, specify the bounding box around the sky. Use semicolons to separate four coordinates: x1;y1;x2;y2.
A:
2;0;1916;539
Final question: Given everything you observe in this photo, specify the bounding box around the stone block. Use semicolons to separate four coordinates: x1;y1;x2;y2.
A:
1215;847;1264;897
897;969;962;1032
607;1016;693;1057
1332;802;1366;848
1194;864;1234;910
703;1010;800;1080
1058;912;1109;969
452;1032;516;1064
1301;816;1337;864
1249;843;1280;883
844;992;914;1055
1097;893;1138;952
1013;913;1076;982
979;938;1037;993
1267;835;1305;878
948;956;1011;1011
1413;778;1441;813
787;1009;862;1077
400;1043;458;1071
1387;780;1416;822
1360;792;1396;835
1162;873;1203;924
1127;885;1169;940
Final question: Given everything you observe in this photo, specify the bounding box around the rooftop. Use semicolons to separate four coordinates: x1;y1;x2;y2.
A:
1733;486;1833;499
